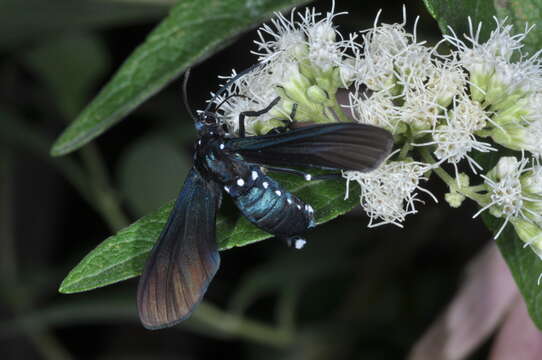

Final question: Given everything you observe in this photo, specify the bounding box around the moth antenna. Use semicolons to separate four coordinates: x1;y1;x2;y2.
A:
204;62;264;113
183;68;199;123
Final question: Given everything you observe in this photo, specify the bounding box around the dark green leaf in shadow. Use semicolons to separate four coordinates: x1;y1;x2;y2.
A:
50;0;309;156
2;0;171;50
117;133;190;217
23;33;111;118
422;0;496;41
59;174;360;293
423;0;542;55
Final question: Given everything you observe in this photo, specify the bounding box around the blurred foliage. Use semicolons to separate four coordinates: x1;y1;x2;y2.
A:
50;0;310;156
0;0;501;359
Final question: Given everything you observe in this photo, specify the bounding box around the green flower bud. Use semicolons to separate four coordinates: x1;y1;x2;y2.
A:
469;71;493;103
445;192;466;208
457;173;470;188
306;85;329;104
511;218;542;260
490;124;528;152
495;156;519;180
253;118;287;135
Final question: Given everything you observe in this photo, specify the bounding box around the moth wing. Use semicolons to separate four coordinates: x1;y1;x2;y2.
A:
226;123;393;172
137;167;221;330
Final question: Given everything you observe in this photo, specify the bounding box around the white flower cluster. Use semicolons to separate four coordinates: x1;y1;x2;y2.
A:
344;160;435;228
208;3;542;260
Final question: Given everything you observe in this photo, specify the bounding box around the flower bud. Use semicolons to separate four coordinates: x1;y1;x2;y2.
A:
457;173;470;188
521;167;542;195
495;156;519;180
445;192;466;208
306;85;329;104
511;218;542;260
489;123;528;152
253;118;287;135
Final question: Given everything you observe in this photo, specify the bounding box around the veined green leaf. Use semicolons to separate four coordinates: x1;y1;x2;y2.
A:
422;0;496;41
423;0;542;54
59;173;360;294
50;0;308;156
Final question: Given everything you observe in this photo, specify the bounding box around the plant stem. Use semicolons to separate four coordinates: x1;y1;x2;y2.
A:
419;147;487;206
194;302;295;348
330;102;350;122
399;141;412;160
466;184;487;193
1;300;296;349
80;145;129;231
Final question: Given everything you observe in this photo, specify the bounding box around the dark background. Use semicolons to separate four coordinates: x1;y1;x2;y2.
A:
1;0;491;359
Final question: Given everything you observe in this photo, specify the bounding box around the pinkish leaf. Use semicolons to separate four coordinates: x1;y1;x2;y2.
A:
489;297;542;360
408;243;517;360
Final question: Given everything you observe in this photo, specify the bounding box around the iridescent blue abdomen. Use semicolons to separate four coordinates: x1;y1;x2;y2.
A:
194;135;315;238
225;166;315;237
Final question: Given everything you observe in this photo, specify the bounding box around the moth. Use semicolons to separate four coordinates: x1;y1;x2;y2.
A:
137;66;394;329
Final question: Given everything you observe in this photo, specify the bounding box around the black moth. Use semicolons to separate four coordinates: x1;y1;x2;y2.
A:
137;65;394;330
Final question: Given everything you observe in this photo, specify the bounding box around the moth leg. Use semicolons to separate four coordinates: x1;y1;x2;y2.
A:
265;166;343;181
238;96;281;137
287;103;298;128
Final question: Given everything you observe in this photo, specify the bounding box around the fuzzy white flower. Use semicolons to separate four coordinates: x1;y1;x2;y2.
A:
214;62;299;135
418;96;495;174
343;160;435;227
253;9;306;65
475;156;542;238
347;90;401;133
485;57;542;106
300;5;346;72
398;91;443;132
424;57;467;107
445;18;530;75
445;18;542;105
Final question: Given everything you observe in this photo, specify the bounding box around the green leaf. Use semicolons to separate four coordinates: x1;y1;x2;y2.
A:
422;0;496;41
495;0;542;56
50;0;308;156
59;174;360;293
483;214;542;329
423;0;542;53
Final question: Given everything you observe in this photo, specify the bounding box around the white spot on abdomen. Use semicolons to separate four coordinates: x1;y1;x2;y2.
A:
294;238;306;249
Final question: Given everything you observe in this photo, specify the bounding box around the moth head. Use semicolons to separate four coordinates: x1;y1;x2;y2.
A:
196;110;225;137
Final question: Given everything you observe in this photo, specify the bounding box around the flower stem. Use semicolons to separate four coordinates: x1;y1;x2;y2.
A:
80;145;129;231
465;184;487;193
399;141;412;160
330;102;350;122
419;147;487;206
